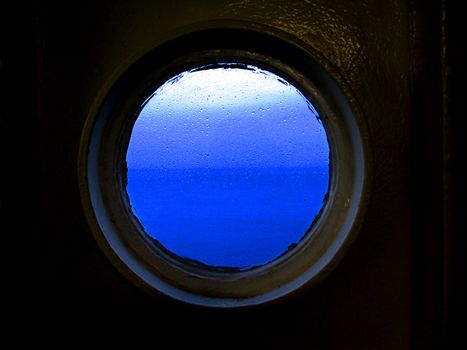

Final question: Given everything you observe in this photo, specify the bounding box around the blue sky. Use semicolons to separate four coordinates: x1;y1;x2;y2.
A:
126;66;329;169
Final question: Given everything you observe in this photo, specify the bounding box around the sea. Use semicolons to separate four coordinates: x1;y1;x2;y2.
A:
127;166;329;269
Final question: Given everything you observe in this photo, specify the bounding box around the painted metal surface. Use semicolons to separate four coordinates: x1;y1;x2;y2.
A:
34;0;440;348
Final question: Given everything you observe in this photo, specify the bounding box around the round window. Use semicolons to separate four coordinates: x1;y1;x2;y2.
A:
125;64;330;270
79;28;370;307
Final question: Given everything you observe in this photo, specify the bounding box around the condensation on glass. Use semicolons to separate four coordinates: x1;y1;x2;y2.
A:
125;64;330;270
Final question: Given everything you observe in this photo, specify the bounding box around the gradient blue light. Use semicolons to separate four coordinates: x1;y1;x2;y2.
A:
126;66;329;269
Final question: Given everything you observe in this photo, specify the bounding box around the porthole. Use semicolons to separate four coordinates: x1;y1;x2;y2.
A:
79;27;370;307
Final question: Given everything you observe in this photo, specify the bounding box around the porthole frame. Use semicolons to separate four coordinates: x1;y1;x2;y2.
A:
78;26;371;308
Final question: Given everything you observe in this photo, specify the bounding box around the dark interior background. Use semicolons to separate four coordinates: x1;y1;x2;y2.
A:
1;0;464;348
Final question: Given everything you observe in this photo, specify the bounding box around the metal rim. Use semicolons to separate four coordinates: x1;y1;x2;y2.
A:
78;26;371;308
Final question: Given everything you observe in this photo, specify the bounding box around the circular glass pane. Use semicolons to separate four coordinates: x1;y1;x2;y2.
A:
125;64;330;270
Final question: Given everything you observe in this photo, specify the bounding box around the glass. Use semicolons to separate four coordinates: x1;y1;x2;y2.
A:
126;65;329;269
